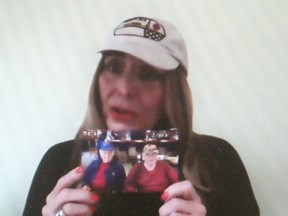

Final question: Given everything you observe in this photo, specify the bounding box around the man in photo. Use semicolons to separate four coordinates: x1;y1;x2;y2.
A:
124;144;178;192
82;140;126;193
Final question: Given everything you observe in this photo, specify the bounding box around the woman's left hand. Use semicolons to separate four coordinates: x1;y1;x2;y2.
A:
159;180;206;216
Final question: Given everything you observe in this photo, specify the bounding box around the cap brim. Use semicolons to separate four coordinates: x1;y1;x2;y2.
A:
100;148;114;151
99;36;179;70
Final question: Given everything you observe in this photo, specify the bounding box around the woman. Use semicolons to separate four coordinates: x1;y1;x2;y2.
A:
23;17;259;216
81;139;126;193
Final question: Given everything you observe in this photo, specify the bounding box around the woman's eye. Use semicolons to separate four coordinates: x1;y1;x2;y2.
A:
103;58;124;75
104;63;121;74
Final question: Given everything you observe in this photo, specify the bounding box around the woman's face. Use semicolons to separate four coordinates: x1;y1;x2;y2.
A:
99;53;165;130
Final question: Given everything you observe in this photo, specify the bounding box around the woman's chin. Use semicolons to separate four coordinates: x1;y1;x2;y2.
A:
106;118;156;131
106;120;137;131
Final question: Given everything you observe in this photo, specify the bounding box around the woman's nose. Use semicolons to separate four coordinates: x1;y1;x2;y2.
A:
116;76;138;97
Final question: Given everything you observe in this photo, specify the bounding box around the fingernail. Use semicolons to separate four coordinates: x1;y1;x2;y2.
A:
75;166;84;174
161;191;169;201
91;193;99;202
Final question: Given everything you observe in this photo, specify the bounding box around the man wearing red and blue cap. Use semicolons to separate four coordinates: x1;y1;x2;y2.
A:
82;140;126;193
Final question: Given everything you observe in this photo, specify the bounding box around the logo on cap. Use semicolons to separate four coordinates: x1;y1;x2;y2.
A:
98;140;114;151
114;17;166;41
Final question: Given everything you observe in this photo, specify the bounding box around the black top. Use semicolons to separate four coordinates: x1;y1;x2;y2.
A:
23;134;259;216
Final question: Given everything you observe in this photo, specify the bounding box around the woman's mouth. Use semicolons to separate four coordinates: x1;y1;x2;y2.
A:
109;107;137;121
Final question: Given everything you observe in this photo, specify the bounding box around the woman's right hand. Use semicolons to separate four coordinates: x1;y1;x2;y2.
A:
42;166;99;216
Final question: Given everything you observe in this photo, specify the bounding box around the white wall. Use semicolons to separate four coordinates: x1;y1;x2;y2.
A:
0;0;287;215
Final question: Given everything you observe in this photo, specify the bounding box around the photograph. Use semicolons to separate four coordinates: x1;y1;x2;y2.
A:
80;129;179;194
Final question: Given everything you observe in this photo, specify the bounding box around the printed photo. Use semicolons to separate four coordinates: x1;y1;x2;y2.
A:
79;129;179;194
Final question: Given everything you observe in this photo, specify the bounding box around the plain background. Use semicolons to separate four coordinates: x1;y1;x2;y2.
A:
0;0;287;215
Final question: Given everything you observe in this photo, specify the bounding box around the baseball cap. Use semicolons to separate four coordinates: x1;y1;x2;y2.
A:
98;140;114;151
143;144;159;154
99;17;188;73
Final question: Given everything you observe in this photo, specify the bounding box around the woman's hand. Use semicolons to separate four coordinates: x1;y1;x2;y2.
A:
42;166;99;216
159;180;206;216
